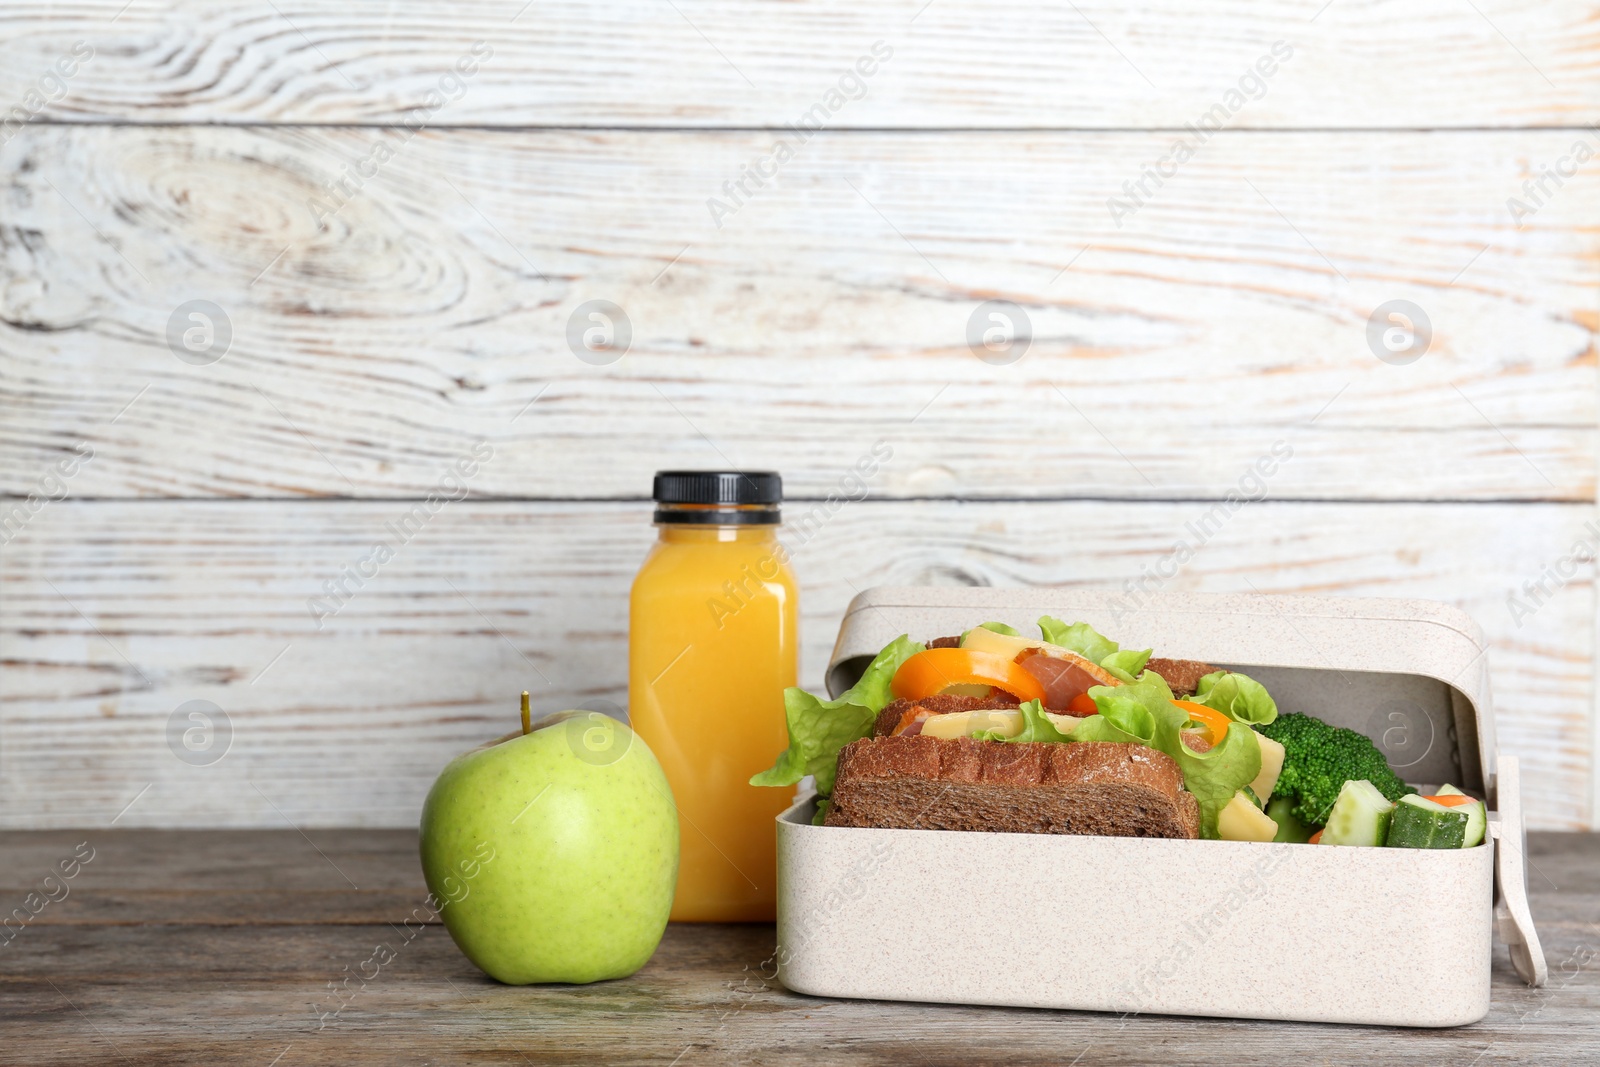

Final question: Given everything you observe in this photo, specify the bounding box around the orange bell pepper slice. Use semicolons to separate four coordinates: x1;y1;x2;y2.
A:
1172;700;1230;746
1068;692;1099;716
890;648;1048;704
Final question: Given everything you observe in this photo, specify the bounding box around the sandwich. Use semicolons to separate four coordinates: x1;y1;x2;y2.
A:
752;617;1441;846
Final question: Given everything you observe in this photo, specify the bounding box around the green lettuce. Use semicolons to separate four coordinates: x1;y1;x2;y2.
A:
975;699;1073;744
1190;670;1278;726
1036;616;1151;681
1036;617;1118;663
749;635;924;799
959;620;1021;644
1101;647;1152;682
1070;672;1165;746
1076;672;1262;839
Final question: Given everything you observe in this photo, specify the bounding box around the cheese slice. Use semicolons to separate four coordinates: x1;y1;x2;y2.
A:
1217;791;1278;842
1249;731;1285;802
915;709;1085;740
958;626;1046;660
919;709;1023;739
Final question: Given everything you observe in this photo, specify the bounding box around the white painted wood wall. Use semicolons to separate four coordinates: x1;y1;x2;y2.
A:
1;1;1596;829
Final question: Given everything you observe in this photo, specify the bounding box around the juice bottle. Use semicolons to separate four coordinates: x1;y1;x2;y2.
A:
628;471;797;922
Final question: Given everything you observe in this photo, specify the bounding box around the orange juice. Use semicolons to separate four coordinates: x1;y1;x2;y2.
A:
628;472;797;922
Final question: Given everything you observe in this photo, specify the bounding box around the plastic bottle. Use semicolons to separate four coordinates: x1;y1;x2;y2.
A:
628;471;798;921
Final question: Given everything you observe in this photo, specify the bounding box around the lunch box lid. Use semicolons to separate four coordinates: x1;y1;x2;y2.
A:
825;588;1496;797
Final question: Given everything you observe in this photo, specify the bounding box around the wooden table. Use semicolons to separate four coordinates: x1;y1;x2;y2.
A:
4;830;1597;1065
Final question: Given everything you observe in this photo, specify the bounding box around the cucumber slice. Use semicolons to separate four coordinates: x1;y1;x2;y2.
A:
1435;785;1487;847
1386;794;1469;849
1265;794;1313;843
1320;779;1396;847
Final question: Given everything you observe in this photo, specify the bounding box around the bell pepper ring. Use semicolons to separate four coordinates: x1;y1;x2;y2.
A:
1172;700;1230;747
889;648;1048;705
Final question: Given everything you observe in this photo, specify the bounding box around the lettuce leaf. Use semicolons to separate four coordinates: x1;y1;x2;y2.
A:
1037;617;1119;663
976;699;1073;744
1037;616;1152;682
1101;647;1152;682
1190;670;1278;726
750;635;924;795
1165;712;1262;839
1072;672;1166;746
960;620;1021;644
1075;671;1262;839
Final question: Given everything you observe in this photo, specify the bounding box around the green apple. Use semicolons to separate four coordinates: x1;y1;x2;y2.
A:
419;700;678;984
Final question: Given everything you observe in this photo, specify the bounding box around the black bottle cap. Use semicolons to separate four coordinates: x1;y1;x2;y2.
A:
652;470;781;524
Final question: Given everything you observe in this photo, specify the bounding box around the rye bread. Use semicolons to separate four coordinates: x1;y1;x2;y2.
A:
1145;657;1220;697
824;735;1200;839
873;693;1021;738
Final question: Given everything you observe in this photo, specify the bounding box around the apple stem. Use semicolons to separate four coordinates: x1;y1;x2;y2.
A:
520;691;531;735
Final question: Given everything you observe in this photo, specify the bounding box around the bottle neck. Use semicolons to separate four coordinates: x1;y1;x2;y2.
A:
653;501;780;530
656;522;779;544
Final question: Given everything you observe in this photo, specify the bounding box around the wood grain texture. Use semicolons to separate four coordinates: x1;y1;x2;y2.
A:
1;126;1594;500
0;830;425;925
0;499;1589;830
0;2;1597;128
1;829;1596;1065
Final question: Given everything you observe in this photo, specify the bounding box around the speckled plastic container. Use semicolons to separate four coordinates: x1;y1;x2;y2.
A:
775;589;1546;1027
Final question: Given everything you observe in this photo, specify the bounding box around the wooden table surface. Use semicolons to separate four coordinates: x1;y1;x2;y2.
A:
4;830;1597;1066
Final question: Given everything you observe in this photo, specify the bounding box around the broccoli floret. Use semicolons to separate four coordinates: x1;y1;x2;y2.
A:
1256;713;1415;827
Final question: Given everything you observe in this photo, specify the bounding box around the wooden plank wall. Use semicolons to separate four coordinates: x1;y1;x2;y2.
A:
0;2;1596;829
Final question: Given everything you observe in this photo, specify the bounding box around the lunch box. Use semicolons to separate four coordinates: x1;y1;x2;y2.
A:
774;588;1546;1027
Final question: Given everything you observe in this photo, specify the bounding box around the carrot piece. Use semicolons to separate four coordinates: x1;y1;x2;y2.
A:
1423;794;1476;807
1308;829;1324;844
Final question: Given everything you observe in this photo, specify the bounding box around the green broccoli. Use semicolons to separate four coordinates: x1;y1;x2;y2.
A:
1256;713;1416;827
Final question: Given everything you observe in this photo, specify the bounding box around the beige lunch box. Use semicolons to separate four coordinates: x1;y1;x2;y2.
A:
774;588;1546;1027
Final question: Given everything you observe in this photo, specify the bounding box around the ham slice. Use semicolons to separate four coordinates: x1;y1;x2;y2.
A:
1017;649;1119;710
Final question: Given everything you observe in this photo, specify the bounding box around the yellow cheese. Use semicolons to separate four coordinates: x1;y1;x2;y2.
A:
918;709;1023;740
1217;790;1279;842
958;627;1045;660
916;709;1083;740
1249;731;1285;802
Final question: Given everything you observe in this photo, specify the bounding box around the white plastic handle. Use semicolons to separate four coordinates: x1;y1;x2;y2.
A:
1492;755;1547;987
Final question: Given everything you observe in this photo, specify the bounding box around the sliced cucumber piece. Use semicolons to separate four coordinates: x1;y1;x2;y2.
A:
1266;794;1314;844
1435;785;1487;847
1320;779;1396;847
1386;794;1469;849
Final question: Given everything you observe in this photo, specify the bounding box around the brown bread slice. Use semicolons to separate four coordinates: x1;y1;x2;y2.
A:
824;735;1200;839
1145;657;1219;697
873;693;1021;738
